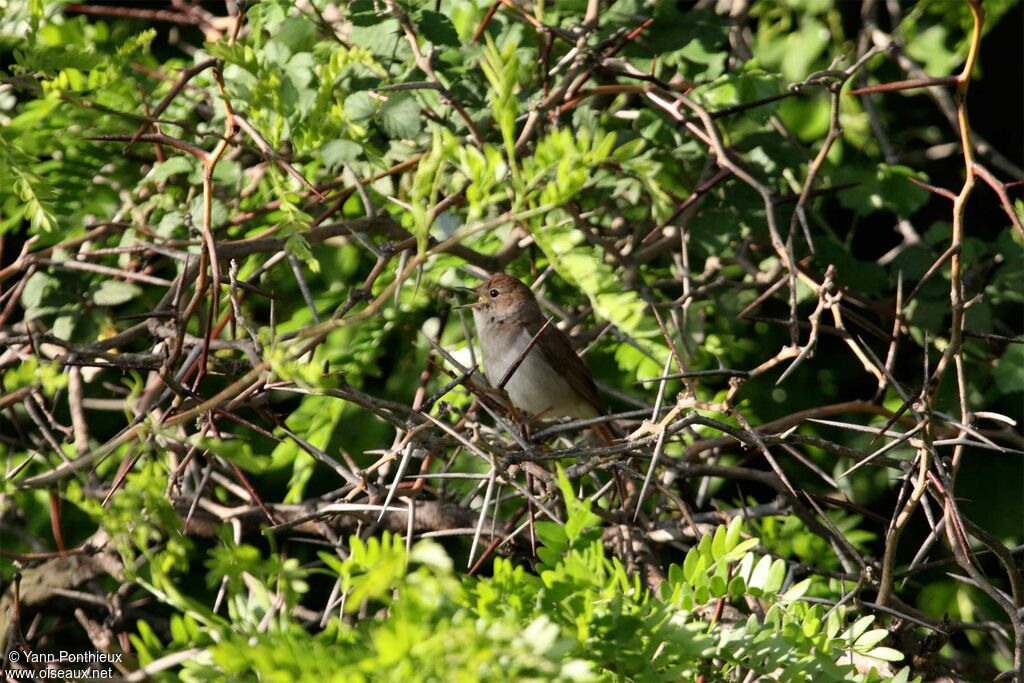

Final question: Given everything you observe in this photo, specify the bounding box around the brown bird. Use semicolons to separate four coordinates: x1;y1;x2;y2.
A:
462;273;615;443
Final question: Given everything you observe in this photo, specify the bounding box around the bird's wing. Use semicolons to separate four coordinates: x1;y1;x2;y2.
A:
526;316;604;416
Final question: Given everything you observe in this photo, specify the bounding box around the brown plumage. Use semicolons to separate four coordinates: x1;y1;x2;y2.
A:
468;273;614;443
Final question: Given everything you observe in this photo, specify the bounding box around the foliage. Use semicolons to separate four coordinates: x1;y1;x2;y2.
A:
126;474;911;682
0;0;1020;681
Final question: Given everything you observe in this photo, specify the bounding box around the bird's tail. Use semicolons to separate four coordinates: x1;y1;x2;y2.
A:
591;421;617;445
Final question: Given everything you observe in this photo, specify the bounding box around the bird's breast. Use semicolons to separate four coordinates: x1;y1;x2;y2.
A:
475;318;596;419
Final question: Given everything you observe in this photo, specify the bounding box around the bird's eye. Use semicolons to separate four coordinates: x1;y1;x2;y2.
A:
488;289;499;298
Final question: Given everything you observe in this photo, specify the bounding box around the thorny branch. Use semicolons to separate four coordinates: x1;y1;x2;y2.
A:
1;1;1021;679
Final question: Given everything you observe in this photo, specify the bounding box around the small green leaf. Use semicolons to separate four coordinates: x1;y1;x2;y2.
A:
735;551;755;583
826;609;842;640
781;578;811;602
864;646;905;662
668;563;685;588
697;533;713;560
417;10;459;47
801;610;821;638
556;465;601;543
682;547;699;582
344;91;376;121
711;524;727;560
763;559;786;594
781;18;829;81
836;164;929;217
148;156;194;182
188;195;228;228
721;537;760;563
889;666;912;683
379;93;421;139
846;615;876;642
749;555;773;590
93;280;142;306
410;539;453;572
855;628;891;650
724;515;744;553
52;314;75;340
22;271;59;308
995;344;1024;396
320;140;362;170
534;521;568;555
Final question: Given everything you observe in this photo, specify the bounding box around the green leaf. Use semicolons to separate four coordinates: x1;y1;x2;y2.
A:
864;646;905;662
692;70;781;124
22;271;59;308
748;555;773;591
781;19;830;81
801;607;822;638
344;91;377;121
904;24;961;77
534;520;568;558
349;18;405;60
735;551;755;584
724;515;744;553
52;314;75;340
148;156;194;182
994;344;1024;396
273;16;316;55
201;438;267;473
763;559;786;594
668;563;685;588
188;195;228;228
721;537;760;563
378;92;421;139
711;524;727;560
93;280;142;306
696;533;713;561
845;615;876;642
556;466;601;544
417;10;459;47
320;140;362;170
889;666;913;683
854;628;891;650
778;93;831;142
11;167;57;233
825;608;843;640
682;546;700;582
780;578;811;602
409;539;453;572
836;164;930;217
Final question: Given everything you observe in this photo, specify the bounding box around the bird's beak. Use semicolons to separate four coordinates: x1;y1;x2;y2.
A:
451;285;483;309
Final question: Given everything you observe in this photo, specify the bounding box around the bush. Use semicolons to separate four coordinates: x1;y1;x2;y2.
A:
1;1;1020;680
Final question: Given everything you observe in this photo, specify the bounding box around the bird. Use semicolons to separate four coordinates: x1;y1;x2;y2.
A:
460;273;615;443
